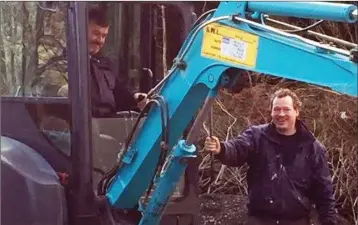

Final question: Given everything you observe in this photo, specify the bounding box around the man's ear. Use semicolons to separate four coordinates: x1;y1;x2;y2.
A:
295;109;300;117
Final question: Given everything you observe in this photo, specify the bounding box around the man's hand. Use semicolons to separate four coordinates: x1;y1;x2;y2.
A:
204;136;221;155
133;93;148;110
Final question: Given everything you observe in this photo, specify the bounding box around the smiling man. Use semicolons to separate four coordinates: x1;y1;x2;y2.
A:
58;4;147;117
205;88;337;225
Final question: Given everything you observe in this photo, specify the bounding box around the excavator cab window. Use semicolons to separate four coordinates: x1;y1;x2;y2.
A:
0;2;72;171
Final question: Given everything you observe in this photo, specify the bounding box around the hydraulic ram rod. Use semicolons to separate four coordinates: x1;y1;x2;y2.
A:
353;9;357;20
263;15;357;49
247;2;357;23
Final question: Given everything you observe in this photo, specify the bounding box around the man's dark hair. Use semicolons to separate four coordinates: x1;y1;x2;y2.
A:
88;3;109;27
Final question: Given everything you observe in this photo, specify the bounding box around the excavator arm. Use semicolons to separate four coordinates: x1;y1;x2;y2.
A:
104;2;357;225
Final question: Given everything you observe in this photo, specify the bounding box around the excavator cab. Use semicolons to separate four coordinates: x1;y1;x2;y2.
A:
1;2;199;225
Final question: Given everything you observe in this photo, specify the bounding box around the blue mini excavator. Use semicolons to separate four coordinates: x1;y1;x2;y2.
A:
1;1;357;225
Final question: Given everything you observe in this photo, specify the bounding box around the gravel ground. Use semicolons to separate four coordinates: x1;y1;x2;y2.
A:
199;194;249;225
198;194;352;225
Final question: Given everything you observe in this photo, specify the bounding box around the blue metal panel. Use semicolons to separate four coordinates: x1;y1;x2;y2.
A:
138;140;196;225
106;81;212;208
1;136;67;225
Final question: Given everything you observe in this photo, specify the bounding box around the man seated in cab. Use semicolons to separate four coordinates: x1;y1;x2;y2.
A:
58;4;147;117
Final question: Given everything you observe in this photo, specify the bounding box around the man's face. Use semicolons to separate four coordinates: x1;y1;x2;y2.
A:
271;95;299;135
88;22;109;55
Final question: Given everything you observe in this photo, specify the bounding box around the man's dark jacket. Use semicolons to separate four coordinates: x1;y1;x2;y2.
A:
216;120;336;225
90;55;137;117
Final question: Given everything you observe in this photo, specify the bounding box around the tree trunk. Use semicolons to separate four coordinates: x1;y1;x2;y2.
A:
21;2;28;95
10;4;16;94
160;5;167;76
21;2;43;95
0;3;8;94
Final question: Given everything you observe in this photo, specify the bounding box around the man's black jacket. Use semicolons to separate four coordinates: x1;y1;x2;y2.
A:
90;55;137;117
216;120;336;225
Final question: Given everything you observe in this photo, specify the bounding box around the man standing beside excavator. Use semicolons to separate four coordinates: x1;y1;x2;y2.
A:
205;88;337;225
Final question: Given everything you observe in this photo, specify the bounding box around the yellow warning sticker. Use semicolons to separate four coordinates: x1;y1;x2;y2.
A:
201;22;259;68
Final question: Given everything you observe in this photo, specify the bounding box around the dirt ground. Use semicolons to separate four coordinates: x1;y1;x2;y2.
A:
198;194;352;225
199;194;249;225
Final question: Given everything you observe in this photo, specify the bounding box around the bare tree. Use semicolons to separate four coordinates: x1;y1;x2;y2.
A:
0;5;8;94
160;5;167;76
0;1;67;96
